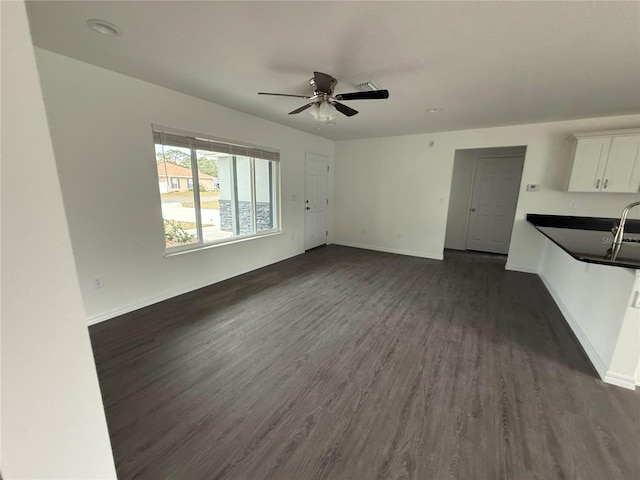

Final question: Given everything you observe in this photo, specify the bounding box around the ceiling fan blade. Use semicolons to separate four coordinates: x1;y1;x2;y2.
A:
333;102;359;117
258;92;312;99
313;72;337;94
334;90;389;101
288;103;315;115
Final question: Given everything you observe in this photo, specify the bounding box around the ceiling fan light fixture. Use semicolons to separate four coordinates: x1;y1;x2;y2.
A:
308;102;338;122
307;104;320;119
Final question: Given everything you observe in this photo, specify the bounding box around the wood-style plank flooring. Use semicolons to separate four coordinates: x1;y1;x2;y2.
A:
89;246;640;480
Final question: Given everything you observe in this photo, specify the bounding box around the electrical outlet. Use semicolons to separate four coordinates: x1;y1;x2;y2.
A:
93;276;104;289
291;232;295;239
397;233;402;239
362;229;366;235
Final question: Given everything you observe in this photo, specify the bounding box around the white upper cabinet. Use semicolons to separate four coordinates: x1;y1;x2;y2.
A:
605;135;640;192
568;129;640;193
567;136;611;192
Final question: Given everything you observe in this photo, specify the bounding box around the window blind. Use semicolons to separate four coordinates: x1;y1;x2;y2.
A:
152;130;280;162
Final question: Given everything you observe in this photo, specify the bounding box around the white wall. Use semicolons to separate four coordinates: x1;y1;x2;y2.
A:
445;146;527;250
333;135;450;259
1;2;116;477
334;115;640;272
539;240;639;389
34;48;334;323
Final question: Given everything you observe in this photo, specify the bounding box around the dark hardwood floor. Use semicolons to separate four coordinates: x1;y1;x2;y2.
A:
89;246;640;480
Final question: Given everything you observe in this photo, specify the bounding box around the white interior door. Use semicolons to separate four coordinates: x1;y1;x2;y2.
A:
305;153;328;250
465;156;524;254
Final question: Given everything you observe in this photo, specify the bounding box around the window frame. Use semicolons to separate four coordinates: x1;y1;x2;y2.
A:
153;126;281;254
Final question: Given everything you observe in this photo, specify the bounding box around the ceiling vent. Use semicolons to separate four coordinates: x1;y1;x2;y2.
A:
355;81;382;92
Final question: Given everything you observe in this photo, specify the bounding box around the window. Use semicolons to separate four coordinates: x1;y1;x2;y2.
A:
154;128;279;251
170;177;179;189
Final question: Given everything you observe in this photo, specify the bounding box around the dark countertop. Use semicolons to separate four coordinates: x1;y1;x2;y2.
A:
527;214;640;270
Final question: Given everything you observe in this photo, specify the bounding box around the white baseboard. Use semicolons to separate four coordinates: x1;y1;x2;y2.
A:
332;240;444;261
539;274;608;380
505;262;539;274
86;280;212;325
603;371;637;390
87;251;303;326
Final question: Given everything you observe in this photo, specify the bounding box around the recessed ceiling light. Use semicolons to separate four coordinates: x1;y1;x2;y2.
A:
86;19;121;36
426;108;443;113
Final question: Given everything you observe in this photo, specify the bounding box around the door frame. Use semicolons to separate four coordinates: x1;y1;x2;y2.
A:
463;154;525;254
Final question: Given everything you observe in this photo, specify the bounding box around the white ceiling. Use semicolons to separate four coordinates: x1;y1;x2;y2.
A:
26;1;640;141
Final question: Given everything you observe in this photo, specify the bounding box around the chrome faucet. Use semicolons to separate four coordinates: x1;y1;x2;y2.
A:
612;201;640;246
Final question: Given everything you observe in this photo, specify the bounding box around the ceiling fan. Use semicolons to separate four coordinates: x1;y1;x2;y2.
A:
258;71;389;121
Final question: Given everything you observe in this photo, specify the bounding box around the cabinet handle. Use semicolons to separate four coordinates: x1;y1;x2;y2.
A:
603;179;608;189
595;179;601;189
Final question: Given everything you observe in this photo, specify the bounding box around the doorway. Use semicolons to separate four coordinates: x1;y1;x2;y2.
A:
305;152;328;250
445;146;526;255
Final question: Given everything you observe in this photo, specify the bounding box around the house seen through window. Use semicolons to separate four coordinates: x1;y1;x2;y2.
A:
154;129;279;251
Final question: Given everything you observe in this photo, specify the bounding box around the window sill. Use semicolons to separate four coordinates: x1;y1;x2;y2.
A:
163;230;282;257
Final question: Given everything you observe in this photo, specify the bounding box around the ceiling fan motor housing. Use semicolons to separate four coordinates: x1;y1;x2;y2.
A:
310;72;338;95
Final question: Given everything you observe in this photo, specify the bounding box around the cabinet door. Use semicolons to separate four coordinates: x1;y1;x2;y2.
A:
601;135;640;193
568;137;611;192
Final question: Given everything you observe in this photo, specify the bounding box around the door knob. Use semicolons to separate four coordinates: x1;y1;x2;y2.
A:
471;208;476;212
306;207;310;210
305;200;309;203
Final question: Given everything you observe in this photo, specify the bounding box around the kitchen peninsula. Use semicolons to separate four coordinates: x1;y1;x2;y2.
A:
527;214;640;269
527;213;639;390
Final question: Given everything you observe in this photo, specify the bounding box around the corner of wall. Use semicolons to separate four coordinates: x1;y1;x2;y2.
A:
2;1;117;477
